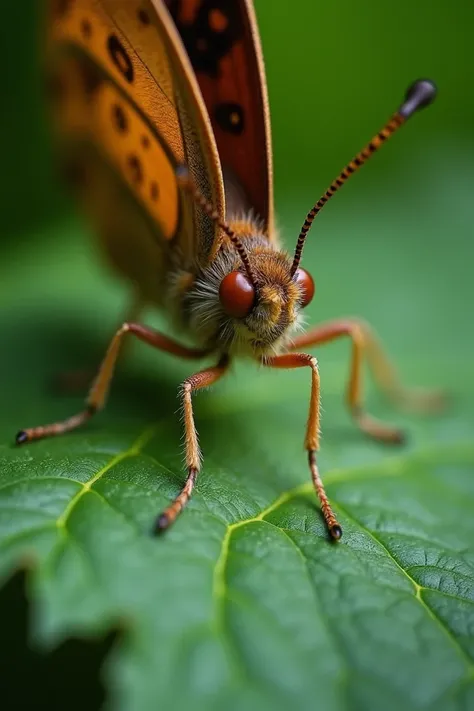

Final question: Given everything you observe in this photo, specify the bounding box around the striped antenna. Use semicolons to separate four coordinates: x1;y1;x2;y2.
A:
176;165;256;287
291;79;437;275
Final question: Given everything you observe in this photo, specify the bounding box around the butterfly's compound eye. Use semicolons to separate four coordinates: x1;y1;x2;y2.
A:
219;271;255;318
294;268;315;307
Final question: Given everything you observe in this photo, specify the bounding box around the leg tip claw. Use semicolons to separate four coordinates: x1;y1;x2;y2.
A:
152;513;170;535
392;429;407;446
15;431;29;446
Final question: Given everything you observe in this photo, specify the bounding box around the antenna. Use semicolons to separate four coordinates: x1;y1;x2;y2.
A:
176;165;256;286
291;79;437;275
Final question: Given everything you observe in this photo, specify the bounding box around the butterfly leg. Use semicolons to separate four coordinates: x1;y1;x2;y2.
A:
153;355;230;533
290;318;445;444
15;323;209;444
262;352;342;540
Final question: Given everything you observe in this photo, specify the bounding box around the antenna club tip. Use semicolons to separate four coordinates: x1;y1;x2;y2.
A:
399;79;437;119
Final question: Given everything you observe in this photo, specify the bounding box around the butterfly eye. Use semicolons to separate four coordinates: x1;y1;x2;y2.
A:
295;268;315;308
219;271;255;318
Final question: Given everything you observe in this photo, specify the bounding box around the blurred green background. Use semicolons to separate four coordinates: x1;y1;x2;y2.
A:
1;1;473;235
0;0;471;367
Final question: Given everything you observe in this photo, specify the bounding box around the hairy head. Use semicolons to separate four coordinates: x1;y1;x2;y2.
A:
186;235;314;358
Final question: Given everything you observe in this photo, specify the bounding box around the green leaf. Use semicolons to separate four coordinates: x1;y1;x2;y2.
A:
1;164;473;711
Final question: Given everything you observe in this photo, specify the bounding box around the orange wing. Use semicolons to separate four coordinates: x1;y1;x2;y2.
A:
164;0;274;235
46;0;226;305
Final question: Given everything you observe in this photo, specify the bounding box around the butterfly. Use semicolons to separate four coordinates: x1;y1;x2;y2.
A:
18;0;441;539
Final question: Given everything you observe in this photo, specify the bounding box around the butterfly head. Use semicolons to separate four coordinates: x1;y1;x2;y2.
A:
180;72;438;357
187;235;314;358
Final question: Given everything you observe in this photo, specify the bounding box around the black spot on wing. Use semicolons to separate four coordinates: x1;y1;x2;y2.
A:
214;102;245;135
107;34;134;83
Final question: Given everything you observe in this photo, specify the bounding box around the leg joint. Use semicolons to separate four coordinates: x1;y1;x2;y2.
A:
339;318;369;344
297;353;318;369
182;380;192;395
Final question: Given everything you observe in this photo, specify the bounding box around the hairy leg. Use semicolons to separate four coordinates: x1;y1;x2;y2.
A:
16;323;209;444
291;318;444;443
263;352;341;540
153;355;230;533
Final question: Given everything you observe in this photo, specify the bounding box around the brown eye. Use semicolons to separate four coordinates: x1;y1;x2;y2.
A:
295;268;315;307
219;271;255;318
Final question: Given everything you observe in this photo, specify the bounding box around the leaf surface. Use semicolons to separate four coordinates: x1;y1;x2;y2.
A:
1;168;473;711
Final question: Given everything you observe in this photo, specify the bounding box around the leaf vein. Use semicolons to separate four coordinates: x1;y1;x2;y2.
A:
55;424;158;530
334;501;474;674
